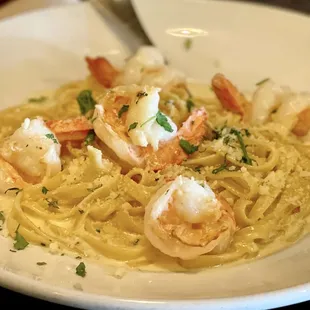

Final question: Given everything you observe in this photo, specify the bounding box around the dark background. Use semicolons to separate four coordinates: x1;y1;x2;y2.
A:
0;0;310;309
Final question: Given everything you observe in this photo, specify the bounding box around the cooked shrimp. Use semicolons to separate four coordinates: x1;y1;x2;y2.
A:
0;118;61;182
212;73;250;118
251;79;291;124
86;46;185;90
145;108;208;171
92;84;178;167
85;56;120;88
92;84;208;169
0;157;26;194
292;107;310;137
144;176;236;260
45;116;93;143
272;92;310;135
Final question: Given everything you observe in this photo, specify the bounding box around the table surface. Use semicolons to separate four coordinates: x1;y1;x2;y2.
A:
0;0;310;309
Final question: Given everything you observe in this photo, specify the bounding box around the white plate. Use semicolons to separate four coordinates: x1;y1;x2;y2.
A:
0;1;310;310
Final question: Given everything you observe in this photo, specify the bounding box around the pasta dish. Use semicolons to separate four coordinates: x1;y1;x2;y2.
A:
0;46;309;272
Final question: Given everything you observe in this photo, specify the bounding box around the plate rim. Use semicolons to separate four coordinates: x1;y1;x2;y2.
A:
0;0;310;309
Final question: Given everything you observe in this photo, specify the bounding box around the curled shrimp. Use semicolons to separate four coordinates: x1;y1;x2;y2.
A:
212;73;250;118
45;116;93;143
91;84;208;170
0;157;27;194
86;46;185;90
144;176;237;260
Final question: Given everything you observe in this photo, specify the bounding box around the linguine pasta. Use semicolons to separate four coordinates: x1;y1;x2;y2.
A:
0;48;310;273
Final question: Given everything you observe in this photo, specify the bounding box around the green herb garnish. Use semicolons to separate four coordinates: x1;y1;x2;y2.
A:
14;225;29;250
140;115;156;127
212;155;229;174
4;188;23;195
186;99;195;112
133;239;140;245
128;122;138;132
45;198;59;209
136;91;148;104
184;38;193;51
36;262;47;266
45;133;58;144
84;130;95;146
156;111;173;132
256;78;270;86
230;128;253;165
76;262;86;277
179;139;198;154
77;90;96;115
41;187;48;195
28;96;47;103
118;105;129;118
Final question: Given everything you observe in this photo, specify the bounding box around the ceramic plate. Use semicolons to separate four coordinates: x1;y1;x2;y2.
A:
0;1;310;309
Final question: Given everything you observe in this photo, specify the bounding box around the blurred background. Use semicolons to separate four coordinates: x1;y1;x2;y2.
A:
0;0;309;21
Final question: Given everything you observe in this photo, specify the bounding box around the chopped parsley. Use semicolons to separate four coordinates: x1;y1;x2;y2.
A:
186;99;195;112
179;139;198;154
156;111;173;132
212;162;228;174
14;225;29;250
133;239;140;246
28;96;47;103
78;210;84;214
41;186;48;195
243;128;251;137
77;90;96;115
36;262;47;266
76;262;86;277
4;187;23;195
194;166;201;173
184;38;193;51
128;122;138;132
96;229;101;233
45;133;58;144
118;105;129;118
84;130;95;146
87;185;102;192
230;128;253;165
45;198;59;209
256;78;270;86
136;91;148;104
0;211;4;224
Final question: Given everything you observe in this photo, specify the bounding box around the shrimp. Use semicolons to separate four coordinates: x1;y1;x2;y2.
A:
211;73;250;118
292;108;310;137
0;157;26;194
144;176;236;260
45;116;93;143
92;84;208;169
0;117;61;183
85;56;120;89
86;46;185;90
145;108;208;171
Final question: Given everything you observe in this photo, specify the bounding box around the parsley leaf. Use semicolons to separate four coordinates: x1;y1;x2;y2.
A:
45;133;58;144
84;130;95;146
118;105;129;118
133;239;140;245
77;90;96;115
212;155;229;174
36;262;47;266
45;198;59;209
136;91;148;104
28;96;47;103
230;128;253;165
4;188;22;195
128;122;138;132
184;38;193;51
76;262;86;277
156;111;173;132
0;211;4;223
179;139;198;154
256;78;270;86
186;99;195;112
42;187;48;195
14;225;29;250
